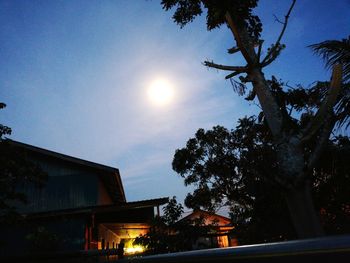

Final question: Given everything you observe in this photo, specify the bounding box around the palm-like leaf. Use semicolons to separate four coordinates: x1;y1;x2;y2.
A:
309;36;350;83
309;37;350;128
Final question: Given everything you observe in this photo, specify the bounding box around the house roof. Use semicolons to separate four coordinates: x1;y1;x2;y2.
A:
178;209;232;226
9;140;126;203
23;197;169;219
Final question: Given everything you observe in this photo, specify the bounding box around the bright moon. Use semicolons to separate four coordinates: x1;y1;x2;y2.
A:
147;78;174;106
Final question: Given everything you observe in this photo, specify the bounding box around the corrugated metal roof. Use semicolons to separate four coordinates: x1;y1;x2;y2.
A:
9;140;126;203
23;197;169;219
177;209;232;226
9;140;119;173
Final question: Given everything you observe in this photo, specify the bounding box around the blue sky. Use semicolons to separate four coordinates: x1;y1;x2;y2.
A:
1;0;349;212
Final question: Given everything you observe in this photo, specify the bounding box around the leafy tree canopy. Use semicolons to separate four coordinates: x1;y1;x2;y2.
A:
161;0;262;41
172;113;350;243
162;0;349;238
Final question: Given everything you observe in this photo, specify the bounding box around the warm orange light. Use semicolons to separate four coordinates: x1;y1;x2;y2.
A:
124;245;144;254
123;238;145;255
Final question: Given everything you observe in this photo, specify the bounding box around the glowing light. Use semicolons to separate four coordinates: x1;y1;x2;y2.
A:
147;78;174;106
124;245;144;254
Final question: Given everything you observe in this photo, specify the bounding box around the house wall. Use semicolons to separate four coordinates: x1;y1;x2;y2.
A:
98;179;113;205
16;153;102;213
181;211;235;249
217;235;229;247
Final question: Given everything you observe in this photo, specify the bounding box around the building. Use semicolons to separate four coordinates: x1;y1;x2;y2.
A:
177;209;237;249
0;140;168;257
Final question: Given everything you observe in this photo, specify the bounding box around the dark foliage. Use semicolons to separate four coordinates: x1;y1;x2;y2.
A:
162;0;349;239
133;197;185;254
133;197;221;254
172;116;350;244
161;0;262;41
172;116;292;243
313;136;350;235
272;79;350;129
162;196;184;225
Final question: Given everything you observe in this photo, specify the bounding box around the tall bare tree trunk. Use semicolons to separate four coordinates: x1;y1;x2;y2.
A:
285;181;324;238
275;137;325;238
220;6;340;239
250;68;325;238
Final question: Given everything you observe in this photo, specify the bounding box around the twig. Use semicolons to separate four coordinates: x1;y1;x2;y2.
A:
261;0;296;66
288;106;294;116
273;14;284;24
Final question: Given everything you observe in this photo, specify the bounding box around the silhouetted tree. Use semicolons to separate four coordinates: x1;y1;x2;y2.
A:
163;196;184;225
134;197;219;253
133;197;184;254
173;114;350;243
172;115;291;243
313;136;350;235
162;0;348;238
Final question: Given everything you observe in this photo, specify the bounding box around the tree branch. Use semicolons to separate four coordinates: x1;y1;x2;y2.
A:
273;14;284;24
257;40;264;61
288;105;294;116
203;61;248;72
301;64;343;142
225;12;255;65
261;0;296;66
228;46;240;54
305;116;335;177
261;54;280;68
225;71;241;79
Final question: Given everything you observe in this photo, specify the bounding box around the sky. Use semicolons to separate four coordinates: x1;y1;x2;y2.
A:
1;0;349;214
